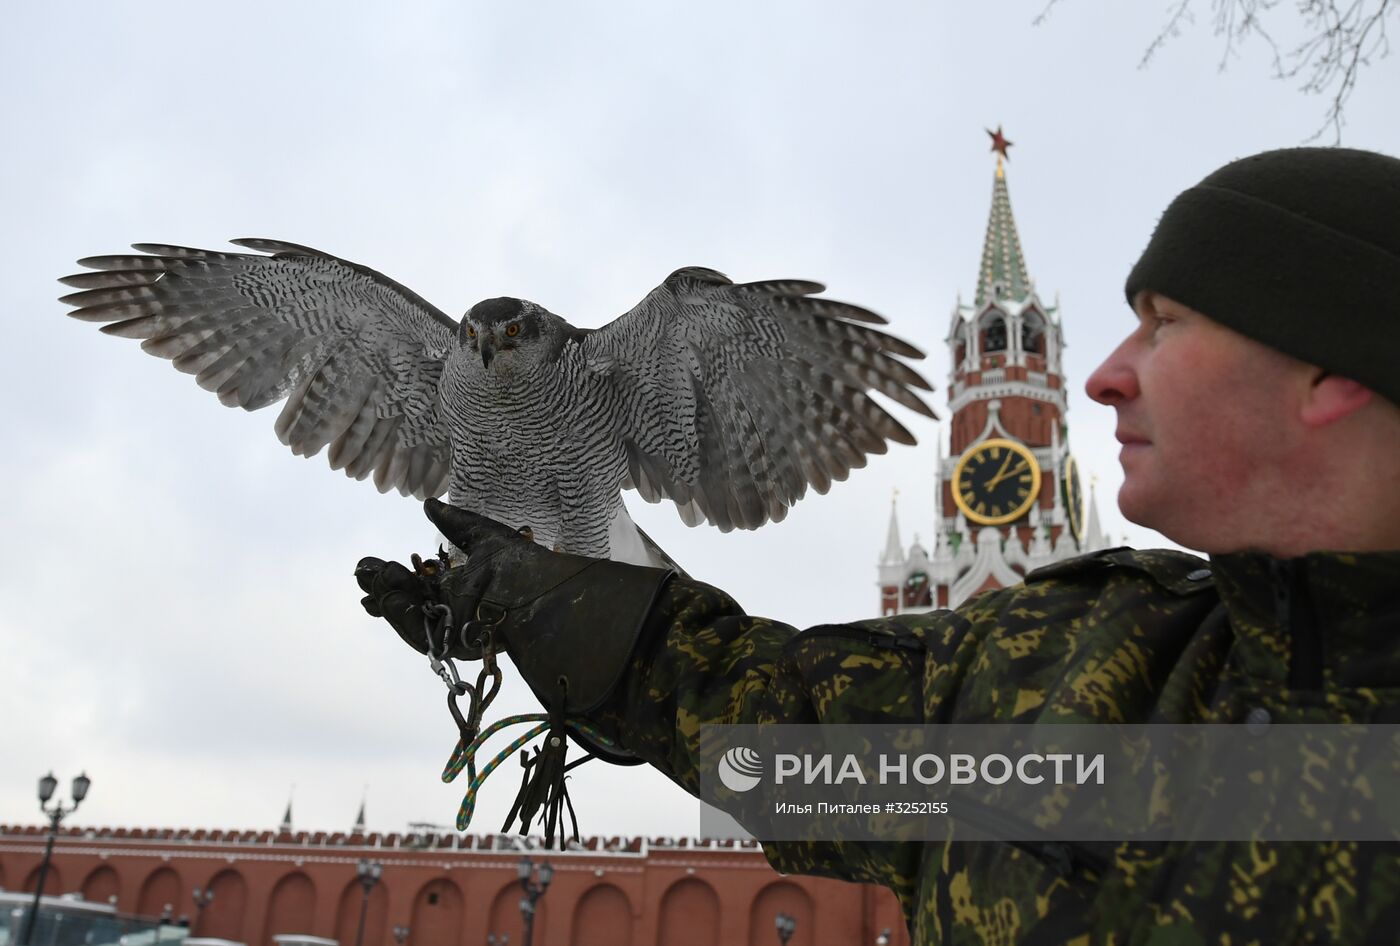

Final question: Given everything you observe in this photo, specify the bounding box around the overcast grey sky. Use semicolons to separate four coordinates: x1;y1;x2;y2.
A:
4;2;1398;843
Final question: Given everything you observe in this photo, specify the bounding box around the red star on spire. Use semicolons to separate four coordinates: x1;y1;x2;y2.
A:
986;125;1013;161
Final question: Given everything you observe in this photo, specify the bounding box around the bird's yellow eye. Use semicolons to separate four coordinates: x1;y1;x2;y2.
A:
506;324;520;338
467;326;476;338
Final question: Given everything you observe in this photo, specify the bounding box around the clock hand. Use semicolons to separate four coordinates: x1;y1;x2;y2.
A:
988;452;1014;487
987;460;1030;490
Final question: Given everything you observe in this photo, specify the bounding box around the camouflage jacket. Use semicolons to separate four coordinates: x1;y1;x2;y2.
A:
591;547;1400;945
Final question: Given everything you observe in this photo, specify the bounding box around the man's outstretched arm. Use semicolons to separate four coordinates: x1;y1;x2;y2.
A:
357;498;926;902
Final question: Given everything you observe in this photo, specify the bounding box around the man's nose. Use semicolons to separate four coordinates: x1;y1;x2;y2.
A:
1085;341;1139;405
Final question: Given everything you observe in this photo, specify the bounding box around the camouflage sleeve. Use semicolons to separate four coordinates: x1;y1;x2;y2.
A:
591;577;932;908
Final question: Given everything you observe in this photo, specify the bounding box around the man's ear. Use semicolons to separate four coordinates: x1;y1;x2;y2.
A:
1300;372;1374;428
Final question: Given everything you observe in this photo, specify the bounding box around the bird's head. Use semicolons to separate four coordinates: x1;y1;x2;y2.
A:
460;297;550;377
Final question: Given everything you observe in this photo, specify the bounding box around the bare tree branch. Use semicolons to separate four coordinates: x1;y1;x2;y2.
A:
1210;0;1285;75
1032;0;1066;27
1280;0;1394;141
1035;0;1396;142
1140;0;1199;68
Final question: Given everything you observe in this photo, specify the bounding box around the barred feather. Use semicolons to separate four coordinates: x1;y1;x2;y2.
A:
61;240;935;561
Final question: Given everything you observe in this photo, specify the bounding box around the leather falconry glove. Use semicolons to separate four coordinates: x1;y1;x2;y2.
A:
356;497;675;722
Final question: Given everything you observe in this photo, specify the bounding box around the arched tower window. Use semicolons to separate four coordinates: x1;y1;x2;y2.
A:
1021;311;1044;355
983;316;1007;353
904;571;931;608
953;326;968;366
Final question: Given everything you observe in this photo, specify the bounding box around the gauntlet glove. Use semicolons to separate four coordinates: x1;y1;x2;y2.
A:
356;498;675;720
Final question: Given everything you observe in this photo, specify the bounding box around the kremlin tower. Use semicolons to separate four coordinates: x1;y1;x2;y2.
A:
879;129;1108;614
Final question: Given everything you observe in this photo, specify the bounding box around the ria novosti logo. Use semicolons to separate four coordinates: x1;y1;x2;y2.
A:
717;746;764;793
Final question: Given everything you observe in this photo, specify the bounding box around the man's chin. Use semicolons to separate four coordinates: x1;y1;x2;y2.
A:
1117;485;1216;553
1115;480;1158;533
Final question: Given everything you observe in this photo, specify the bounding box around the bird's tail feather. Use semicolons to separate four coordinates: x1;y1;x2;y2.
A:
608;501;689;577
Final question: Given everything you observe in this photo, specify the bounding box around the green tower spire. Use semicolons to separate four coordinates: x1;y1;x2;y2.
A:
975;126;1031;307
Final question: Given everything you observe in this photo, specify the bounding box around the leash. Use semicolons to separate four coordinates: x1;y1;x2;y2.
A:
420;597;618;846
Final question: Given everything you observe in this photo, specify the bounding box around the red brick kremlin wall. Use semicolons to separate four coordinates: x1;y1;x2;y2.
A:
0;825;909;945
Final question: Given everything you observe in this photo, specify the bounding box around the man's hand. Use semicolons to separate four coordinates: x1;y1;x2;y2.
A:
355;501;545;660
355;498;675;715
355;556;439;655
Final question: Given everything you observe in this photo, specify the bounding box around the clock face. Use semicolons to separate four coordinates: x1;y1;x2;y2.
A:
952;438;1042;526
1062;453;1085;544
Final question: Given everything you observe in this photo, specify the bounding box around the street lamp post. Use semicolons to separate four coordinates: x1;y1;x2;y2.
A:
18;771;90;946
353;859;383;946
191;886;215;935
516;857;553;946
774;911;797;945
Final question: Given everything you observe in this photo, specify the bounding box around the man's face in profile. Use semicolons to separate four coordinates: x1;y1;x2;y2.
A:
1084;293;1310;553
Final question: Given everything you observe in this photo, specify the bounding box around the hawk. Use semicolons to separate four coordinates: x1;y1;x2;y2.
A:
60;240;936;568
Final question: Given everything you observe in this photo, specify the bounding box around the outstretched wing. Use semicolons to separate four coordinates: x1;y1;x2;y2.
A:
60;239;457;500
581;267;936;532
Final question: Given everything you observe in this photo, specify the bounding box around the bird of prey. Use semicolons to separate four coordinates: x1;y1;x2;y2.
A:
60;240;936;568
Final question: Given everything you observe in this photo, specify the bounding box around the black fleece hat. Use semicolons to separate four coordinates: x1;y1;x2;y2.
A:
1125;147;1400;405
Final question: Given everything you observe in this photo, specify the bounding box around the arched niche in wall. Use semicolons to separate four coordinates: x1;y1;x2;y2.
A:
747;879;814;946
23;863;63;896
658;877;720;946
412;876;465;946
199;868;249;942
262;870;316;943
136;865;182;918
334;875;389;946
81;864;120;906
571;882;633;946
487;878;547;946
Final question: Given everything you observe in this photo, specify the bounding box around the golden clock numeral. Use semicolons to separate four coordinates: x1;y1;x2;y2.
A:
989;505;1002;517
1019;470;1033;483
962;492;977;507
989;446;1000;458
975;503;987;515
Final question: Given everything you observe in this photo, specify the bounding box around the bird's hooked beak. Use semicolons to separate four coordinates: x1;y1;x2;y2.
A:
480;337;496;369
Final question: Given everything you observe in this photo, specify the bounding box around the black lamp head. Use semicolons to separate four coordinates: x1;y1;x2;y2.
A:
38;771;57;804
